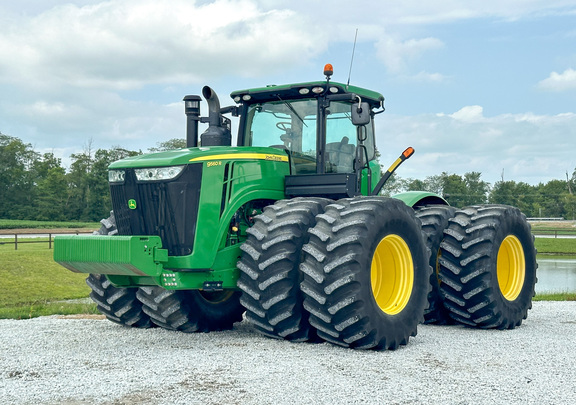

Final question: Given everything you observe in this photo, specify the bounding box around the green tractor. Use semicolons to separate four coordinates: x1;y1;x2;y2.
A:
54;65;537;350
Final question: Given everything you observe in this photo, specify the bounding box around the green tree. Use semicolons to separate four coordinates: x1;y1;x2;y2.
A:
67;145;94;221
148;138;186;152
67;144;141;221
33;153;68;221
86;147;140;221
463;171;490;206
535;179;571;218
489;181;536;216
440;173;469;207
0;134;39;219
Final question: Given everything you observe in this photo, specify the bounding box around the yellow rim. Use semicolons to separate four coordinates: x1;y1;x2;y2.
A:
371;234;414;315
497;235;526;301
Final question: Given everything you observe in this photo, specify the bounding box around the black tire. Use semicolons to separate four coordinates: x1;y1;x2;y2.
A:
136;287;244;332
86;212;152;328
86;274;152;328
415;205;457;325
237;198;331;341
439;204;537;329
300;197;431;350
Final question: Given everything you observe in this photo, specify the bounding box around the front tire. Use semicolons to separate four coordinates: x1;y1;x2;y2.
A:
237;198;330;341
300;197;431;350
86;213;152;328
136;287;244;332
439;204;537;328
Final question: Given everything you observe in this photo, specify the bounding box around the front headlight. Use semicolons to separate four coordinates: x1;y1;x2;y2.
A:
134;166;185;181
108;169;125;183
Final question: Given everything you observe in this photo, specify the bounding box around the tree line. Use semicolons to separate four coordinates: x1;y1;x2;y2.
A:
2;133;575;222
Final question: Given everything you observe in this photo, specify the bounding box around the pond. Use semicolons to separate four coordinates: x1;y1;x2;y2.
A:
536;258;576;293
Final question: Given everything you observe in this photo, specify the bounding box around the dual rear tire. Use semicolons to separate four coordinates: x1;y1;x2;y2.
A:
438;205;537;328
239;196;432;350
300;198;431;349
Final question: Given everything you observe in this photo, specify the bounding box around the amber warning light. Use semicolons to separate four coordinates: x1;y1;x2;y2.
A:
403;147;415;159
324;63;334;78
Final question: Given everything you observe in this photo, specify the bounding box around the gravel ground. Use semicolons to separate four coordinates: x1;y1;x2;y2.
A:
1;302;575;405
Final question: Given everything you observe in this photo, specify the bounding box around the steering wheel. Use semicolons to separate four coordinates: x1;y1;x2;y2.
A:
276;122;291;131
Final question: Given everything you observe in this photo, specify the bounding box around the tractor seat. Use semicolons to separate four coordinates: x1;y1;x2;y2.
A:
326;137;355;173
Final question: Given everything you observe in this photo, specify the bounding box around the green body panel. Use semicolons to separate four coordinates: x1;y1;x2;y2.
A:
56;145;291;289
392;191;448;207
169;148;288;270
109;145;290;169
363;160;382;195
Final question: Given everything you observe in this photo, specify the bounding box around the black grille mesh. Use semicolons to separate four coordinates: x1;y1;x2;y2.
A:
110;164;202;256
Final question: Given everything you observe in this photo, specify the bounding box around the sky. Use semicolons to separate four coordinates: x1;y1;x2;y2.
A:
1;0;575;186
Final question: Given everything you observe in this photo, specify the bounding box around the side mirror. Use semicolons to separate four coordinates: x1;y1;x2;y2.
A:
351;102;371;126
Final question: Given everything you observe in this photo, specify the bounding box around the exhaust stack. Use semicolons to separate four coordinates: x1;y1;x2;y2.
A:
200;86;231;147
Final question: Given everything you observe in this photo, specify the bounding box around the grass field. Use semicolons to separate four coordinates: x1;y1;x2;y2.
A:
0;243;98;319
534;238;576;255
0;232;574;320
0;219;100;230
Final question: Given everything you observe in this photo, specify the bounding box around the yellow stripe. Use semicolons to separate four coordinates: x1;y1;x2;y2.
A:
189;153;288;163
387;157;402;173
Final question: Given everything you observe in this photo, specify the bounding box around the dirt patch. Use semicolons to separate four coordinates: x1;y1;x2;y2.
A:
56;314;106;320
529;220;576;230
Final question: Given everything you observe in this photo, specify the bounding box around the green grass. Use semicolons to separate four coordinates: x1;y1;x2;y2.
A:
533;292;576;301
534;238;576;255
0;229;574;320
0;219;100;230
0;243;97;319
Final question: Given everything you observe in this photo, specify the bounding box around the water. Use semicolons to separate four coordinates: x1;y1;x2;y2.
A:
536;258;576;293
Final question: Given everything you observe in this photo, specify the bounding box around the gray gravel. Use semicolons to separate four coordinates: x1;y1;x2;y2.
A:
1;301;575;405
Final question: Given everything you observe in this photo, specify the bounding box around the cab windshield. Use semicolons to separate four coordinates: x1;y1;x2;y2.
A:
244;99;374;174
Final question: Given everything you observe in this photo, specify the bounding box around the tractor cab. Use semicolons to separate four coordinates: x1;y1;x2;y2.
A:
186;66;386;198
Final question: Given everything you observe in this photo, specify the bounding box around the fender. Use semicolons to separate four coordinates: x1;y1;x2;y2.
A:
392;191;448;208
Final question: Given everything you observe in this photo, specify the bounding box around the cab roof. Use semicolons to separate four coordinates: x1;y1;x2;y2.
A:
230;81;384;108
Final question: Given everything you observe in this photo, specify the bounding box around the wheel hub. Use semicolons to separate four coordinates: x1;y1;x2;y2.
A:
497;235;525;301
371;234;414;315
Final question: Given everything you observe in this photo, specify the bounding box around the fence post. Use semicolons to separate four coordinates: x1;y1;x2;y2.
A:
49;233;52;249
15;234;18;250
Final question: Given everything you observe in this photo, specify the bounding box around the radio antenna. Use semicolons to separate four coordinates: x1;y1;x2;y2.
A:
346;28;358;89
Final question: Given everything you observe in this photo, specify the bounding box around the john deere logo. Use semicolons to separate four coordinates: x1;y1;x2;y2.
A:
128;199;137;210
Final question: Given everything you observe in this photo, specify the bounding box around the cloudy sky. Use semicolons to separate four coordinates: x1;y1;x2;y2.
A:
1;0;575;186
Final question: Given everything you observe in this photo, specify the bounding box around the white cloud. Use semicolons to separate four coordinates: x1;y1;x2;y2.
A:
448;105;485;123
375;36;444;73
377;108;576;185
0;0;324;90
405;71;447;82
1;0;575;188
252;1;576;27
537;68;576;91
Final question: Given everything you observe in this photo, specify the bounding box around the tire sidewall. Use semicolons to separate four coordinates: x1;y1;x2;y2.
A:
355;201;430;337
489;208;537;319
